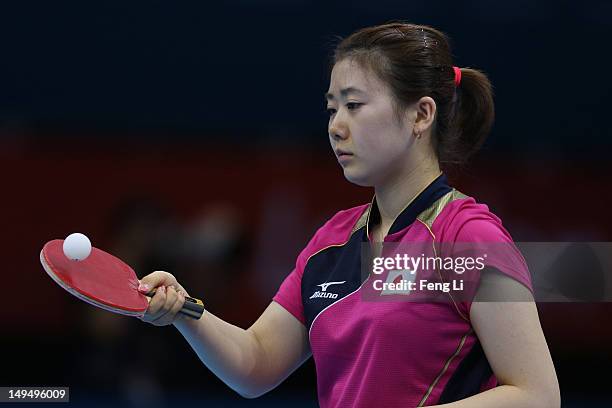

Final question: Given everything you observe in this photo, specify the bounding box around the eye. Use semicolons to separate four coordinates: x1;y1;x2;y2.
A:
326;102;361;116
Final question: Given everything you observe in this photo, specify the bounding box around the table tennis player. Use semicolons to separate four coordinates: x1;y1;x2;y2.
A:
138;22;560;408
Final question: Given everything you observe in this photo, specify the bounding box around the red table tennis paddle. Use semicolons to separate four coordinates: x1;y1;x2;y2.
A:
40;239;204;319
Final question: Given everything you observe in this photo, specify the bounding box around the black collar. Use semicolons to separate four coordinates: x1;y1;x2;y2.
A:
367;173;452;238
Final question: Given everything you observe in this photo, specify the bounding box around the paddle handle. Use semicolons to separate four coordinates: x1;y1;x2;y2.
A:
147;289;205;319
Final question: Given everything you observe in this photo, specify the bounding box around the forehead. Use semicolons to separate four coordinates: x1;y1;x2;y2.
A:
328;58;387;95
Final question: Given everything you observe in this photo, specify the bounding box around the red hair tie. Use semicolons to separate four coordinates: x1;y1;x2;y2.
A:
452;66;462;87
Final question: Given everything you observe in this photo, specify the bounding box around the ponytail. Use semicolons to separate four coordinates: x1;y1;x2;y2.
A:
439;67;495;170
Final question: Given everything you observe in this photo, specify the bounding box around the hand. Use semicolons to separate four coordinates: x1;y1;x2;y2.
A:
138;270;190;326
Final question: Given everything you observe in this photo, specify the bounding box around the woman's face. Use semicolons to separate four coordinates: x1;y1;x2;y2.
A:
326;58;418;187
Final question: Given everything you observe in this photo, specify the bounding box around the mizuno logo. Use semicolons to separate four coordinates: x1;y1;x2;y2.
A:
309;281;346;299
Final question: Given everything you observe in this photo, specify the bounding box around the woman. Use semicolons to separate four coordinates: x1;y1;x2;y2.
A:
138;22;560;407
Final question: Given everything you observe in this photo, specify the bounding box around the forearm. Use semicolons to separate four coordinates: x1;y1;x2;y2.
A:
427;384;560;408
173;309;264;397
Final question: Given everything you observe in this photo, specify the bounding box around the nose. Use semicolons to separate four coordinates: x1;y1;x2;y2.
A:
328;114;349;141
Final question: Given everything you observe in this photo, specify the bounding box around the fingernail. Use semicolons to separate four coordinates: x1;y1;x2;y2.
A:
138;283;150;292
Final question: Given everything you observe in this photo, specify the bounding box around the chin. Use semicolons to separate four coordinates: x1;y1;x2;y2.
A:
342;168;374;187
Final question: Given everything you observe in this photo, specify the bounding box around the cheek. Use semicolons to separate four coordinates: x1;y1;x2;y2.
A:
356;114;409;157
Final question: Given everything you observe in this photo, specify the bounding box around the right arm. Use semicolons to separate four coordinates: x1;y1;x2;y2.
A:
139;271;311;399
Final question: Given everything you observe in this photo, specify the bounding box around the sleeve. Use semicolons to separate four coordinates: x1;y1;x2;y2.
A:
446;210;533;317
273;264;306;325
272;228;323;326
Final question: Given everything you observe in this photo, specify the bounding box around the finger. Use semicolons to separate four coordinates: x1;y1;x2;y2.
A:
143;285;168;320
138;271;175;294
162;286;179;315
151;287;182;326
149;286;178;324
173;291;191;322
152;289;185;325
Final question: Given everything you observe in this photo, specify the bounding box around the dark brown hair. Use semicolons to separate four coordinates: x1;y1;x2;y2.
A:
332;22;494;171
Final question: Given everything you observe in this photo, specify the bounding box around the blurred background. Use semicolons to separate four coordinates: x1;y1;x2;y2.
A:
1;1;611;407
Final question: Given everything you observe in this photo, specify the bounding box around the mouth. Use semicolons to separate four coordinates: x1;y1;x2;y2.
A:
335;149;353;158
335;150;354;165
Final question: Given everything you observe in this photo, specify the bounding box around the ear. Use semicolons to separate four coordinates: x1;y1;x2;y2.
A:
412;96;436;136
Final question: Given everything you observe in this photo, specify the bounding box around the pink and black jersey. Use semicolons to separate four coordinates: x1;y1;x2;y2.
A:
273;173;532;407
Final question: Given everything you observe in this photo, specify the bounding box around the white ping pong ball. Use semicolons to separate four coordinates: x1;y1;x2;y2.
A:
63;233;92;261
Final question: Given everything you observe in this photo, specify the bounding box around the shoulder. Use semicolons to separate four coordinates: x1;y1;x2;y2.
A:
431;191;513;243
317;203;370;240
300;203;369;260
272;203;370;326
431;191;534;313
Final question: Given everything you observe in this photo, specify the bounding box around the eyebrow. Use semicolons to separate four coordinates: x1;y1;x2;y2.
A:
324;87;367;101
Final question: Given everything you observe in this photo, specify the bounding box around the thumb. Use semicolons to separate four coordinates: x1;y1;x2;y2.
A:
138;271;174;293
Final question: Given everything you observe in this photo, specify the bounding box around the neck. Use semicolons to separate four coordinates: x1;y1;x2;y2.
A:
374;158;442;231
